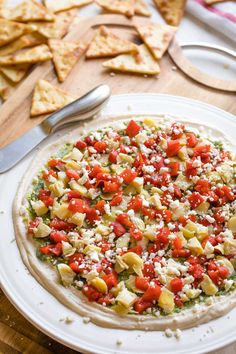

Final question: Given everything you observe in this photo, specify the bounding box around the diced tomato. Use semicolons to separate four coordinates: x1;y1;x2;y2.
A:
110;192;123;206
47;159;65;169
84;136;95;146
82;285;100;301
89;165;103;178
67;190;82;200
128;196;143;211
151;155;165;171
49;218;74;231
42;169;57;181
109;149;118;163
170;122;185;139
50;231;68;243
174;295;184;308
98;240;112;253
178;214;197;226
194;145;211;157
130;226;143;241
40;243;62;256
166;140;181;157
208;270;223;286
66;169;80;180
94;200;106;214
97;293;113;305
188;192;204;209
116;213;133;228
155;227;170;247
75;140;87;150
86;208;100;225
134;298;152;313
142;284;161;302
68;198;88;213
135;277;149;291
133;153;147;168
168;161;180;177
69;252;84;264
189;264;204;280
218;266;229;279
103;181;121;193
38;189;53;207
185;161;198;179
194;179;210;194
144;138;156;148
126;120;141;138
170;278;183;294
110;221;126;237
120;168;137;184
172;249;191;258
94;141;107;153
28;218;40;234
173;236;182;250
143;263;155;278
186;132;198;148
216;186;235;202
213;208;225;223
142;207;156;220
161;209;172;223
103;271;118;289
127;245;143;255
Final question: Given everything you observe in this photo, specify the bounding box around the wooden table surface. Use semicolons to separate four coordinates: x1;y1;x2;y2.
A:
0;14;235;354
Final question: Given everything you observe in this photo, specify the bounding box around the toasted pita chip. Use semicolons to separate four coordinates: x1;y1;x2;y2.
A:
0;19;36;46
153;0;186;26
103;44;160;75
204;0;225;4
0;64;30;83
44;0;92;13
0;44;52;66
86;26;137;59
135;22;177;60
95;0;135;17
49;39;86;82
0;0;5;16
0;33;47;56
31;79;75;116
0;72;15;100
5;0;55;22
135;0;151;17
30;10;75;39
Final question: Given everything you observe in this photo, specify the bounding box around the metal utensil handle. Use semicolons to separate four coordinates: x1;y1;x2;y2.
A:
180;42;236;59
42;84;111;134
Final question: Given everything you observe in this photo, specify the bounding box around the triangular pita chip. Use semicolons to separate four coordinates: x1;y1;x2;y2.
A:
135;0;151;17
95;0;135;17
30;10;75;39
49;39;86;82
0;19;36;46
103;44;160;75
135;22;177;60
153;0;186;26
0;44;52;66
5;0;55;22
204;0;225;4
86;26;137;59
44;0;92;13
0;73;15;101
0;65;30;83
31;79;75;116
0;33;47;56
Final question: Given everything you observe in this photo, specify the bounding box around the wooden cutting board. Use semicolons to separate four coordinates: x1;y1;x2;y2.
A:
0;14;236;354
0;14;235;148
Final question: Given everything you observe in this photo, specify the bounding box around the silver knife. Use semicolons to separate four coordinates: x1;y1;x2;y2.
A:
0;84;111;174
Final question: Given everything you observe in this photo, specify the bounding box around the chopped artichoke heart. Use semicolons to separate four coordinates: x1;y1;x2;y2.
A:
121;252;143;276
116;233;130;248
69;180;88;196
224;239;236;255
118;153;134;164
143;117;158;129
34;222;51;238
57;264;75;287
68;212;86;227
158;288;175;313
31;200;48;216
61;241;76;257
48;180;65;197
216;256;234;275
131;177;144;193
116;287;137;308
144;225;156;241
90;277;108;293
228;216;236;233
52;202;72;220
188;237;203;255
115;256;129;273
200;274;218;295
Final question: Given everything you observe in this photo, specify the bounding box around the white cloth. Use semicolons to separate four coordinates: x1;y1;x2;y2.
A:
186;0;236;43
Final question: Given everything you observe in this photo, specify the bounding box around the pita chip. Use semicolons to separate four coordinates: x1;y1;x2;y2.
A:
6;0;55;22
0;72;15;101
0;19;36;46
0;33;47;56
30;10;75;39
31;79;75;116
49;39;86;82
0;64;30;83
204;0;225;4
44;0;92;13
0;44;52;66
135;0;151;17
135;22;177;60
103;44;160;75
95;0;135;18
153;0;186;26
86;26;137;59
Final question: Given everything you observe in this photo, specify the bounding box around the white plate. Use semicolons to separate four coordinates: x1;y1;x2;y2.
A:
0;94;235;354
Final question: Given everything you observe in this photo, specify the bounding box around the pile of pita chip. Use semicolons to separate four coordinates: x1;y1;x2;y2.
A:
31;79;75;116
0;65;30;83
43;0;93;13
86;26;138;58
0;72;15;100
95;0;151;18
0;19;36;46
4;0;55;22
153;0;186;26
49;39;86;82
0;33;47;56
0;44;52;66
135;22;177;60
